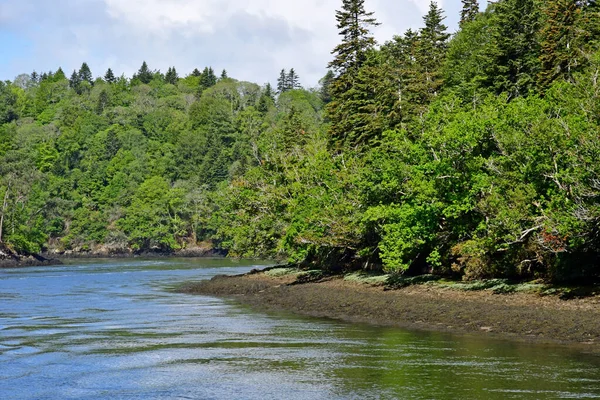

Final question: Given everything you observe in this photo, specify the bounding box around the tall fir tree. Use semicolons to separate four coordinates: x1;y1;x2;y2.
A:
78;62;93;85
327;0;380;146
287;68;301;90
136;61;153;84
104;68;116;83
69;70;81;89
221;69;228;79
416;1;450;103
165;66;179;84
484;0;542;99
460;0;479;26
277;69;288;93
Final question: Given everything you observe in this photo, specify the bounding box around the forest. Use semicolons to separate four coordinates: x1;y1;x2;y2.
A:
1;0;600;282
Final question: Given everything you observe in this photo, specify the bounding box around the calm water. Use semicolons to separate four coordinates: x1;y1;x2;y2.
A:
1;259;599;400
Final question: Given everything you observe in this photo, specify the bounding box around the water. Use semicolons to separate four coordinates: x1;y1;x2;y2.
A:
1;258;599;400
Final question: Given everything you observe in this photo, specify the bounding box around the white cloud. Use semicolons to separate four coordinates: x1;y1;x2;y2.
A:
1;0;471;86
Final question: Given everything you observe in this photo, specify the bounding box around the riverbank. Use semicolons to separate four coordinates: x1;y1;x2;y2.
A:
179;268;600;352
0;244;62;268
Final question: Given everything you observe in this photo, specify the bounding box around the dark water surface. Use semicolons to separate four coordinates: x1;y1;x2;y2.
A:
1;259;599;399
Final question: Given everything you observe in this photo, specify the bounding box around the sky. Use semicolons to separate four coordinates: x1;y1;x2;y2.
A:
0;0;486;87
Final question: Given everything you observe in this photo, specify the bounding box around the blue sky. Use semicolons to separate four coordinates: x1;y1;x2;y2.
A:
0;0;485;86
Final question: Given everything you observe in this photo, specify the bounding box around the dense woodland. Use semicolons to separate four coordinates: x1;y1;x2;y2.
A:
1;0;600;281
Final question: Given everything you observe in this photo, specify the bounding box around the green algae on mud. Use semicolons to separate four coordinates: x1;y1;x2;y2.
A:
180;268;600;351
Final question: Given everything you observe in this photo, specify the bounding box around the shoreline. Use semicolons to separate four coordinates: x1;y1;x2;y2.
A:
178;270;600;353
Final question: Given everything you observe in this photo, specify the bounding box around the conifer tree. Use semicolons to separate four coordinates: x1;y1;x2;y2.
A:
328;0;380;78
485;0;541;98
264;83;275;100
165;66;179;84
287;68;301;90
221;69;228;79
460;0;479;26
319;70;335;104
538;0;600;90
104;68;116;83
96;89;109;114
78;62;93;85
30;71;39;84
277;69;288;93
69;70;81;89
326;0;380;146
416;1;450;101
54;68;66;81
136;61;153;84
191;68;202;77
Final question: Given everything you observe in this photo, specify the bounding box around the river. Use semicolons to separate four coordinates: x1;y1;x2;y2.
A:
1;258;599;399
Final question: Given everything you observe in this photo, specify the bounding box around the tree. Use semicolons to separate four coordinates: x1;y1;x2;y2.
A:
328;0;380;78
104;68;116;83
460;0;479;26
136;61;153;84
327;0;380;145
277;69;288;93
537;0;600;90
484;0;542;99
287;68;301;90
221;69;228;79
78;62;93;85
319;70;335;104
165;66;179;84
191;68;202;77
69;70;81;90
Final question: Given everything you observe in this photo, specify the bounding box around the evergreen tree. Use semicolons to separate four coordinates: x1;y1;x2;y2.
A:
221;69;228;79
104;68;116;83
538;0;600;90
326;0;380;146
30;71;39;84
277;69;288;93
319;70;335;104
78;62;93;85
165;66;179;84
287;68;301;90
136;61;153;84
416;1;450;101
69;70;81;89
191;68;202;77
328;0;380;78
264;83;275;100
54;67;66;81
460;0;479;26
484;0;542;98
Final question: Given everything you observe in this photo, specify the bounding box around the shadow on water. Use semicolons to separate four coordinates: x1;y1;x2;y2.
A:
1;258;599;400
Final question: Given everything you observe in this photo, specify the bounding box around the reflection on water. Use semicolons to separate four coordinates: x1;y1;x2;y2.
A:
1;258;599;399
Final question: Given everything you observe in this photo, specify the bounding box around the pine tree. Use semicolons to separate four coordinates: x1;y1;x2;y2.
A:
328;0;380;78
416;1;450;101
287;68;301;90
104;68;116;83
538;0;600;90
460;0;479;26
319;70;335;104
207;67;217;86
30;71;39;84
69;70;81;89
136;61;153;84
221;69;228;79
264;83;275;100
485;0;541;99
165;66;179;84
191;68;202;77
54;67;66;81
277;69;288;93
78;62;93;85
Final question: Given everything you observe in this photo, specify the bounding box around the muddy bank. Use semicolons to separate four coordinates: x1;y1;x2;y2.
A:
179;271;600;351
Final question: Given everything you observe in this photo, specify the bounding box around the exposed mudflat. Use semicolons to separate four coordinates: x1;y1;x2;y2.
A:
179;271;600;352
